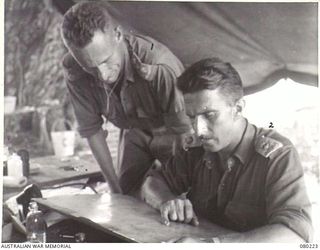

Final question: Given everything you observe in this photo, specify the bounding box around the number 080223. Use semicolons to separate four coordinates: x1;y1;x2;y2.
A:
300;244;318;248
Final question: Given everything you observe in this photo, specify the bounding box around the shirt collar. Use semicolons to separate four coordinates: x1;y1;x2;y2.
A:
233;119;256;166
202;119;256;167
122;39;135;84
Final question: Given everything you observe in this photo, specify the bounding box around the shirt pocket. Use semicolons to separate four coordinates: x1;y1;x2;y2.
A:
121;84;151;119
224;200;265;231
134;82;160;118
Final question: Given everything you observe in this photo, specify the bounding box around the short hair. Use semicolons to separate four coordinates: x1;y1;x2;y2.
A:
61;1;116;48
178;58;243;105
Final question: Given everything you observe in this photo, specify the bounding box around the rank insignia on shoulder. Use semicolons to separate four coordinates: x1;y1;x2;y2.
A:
126;39;156;82
255;135;283;158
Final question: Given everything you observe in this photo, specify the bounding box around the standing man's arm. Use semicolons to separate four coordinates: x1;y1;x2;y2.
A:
87;129;122;193
129;43;193;136
130;50;195;152
62;53;122;193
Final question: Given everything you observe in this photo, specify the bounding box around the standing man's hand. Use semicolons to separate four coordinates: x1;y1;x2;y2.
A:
160;198;199;226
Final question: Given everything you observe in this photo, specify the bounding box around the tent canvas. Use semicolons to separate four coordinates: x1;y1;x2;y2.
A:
54;1;318;94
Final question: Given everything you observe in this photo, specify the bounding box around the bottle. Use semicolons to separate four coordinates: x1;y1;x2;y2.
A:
7;153;24;177
26;201;47;243
17;149;30;177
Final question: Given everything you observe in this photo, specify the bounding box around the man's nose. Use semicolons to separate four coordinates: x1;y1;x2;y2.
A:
195;116;208;137
98;65;112;81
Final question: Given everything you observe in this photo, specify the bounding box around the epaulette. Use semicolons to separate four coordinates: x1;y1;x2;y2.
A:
125;38;157;82
255;135;283;158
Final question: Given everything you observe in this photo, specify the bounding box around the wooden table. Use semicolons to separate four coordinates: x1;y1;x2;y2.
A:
3;154;102;201
34;194;233;243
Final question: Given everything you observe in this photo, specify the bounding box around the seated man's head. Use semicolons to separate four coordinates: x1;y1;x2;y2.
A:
61;1;125;85
178;58;245;153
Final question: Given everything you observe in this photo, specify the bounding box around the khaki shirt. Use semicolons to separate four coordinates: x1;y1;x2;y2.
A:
159;121;313;242
62;34;191;137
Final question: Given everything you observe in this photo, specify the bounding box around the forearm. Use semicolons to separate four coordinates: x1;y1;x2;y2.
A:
87;128;122;193
218;224;305;243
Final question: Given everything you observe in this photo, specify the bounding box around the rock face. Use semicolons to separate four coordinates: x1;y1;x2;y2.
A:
4;0;70;156
5;0;67;107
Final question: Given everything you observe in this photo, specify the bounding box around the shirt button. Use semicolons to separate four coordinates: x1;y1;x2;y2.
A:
262;142;270;150
205;160;213;170
227;158;235;171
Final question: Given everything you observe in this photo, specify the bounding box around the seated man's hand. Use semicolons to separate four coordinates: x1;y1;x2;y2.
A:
160;198;199;226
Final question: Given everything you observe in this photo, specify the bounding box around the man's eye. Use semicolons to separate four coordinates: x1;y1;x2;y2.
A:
101;61;109;67
204;112;217;119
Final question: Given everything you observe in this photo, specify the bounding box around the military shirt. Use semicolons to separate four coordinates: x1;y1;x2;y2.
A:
62;34;191;138
159;121;313;242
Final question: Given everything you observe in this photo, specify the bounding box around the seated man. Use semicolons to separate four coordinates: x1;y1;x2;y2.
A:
143;58;313;243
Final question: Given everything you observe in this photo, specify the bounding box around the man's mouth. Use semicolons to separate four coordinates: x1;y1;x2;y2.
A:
201;137;218;145
200;136;212;141
103;71;118;84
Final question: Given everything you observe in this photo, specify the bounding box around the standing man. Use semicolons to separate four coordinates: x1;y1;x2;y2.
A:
143;57;313;242
60;2;192;194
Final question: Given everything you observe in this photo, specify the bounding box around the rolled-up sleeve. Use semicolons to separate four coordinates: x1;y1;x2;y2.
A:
62;53;103;138
266;146;313;242
129;35;192;134
149;63;192;134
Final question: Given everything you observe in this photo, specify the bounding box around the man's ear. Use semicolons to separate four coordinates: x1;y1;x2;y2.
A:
233;98;245;119
114;26;123;43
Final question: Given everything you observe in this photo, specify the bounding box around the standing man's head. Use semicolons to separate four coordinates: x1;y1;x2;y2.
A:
178;58;245;153
61;1;125;85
